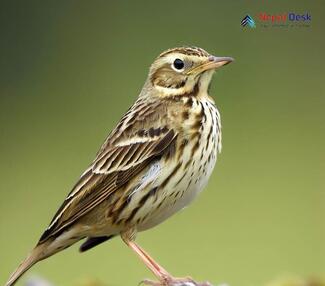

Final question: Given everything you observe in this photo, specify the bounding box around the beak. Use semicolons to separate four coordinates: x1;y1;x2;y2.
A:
187;56;234;75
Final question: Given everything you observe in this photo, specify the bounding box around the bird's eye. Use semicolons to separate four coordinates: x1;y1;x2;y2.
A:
173;58;184;70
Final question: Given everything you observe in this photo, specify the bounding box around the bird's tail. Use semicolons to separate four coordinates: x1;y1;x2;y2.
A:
5;242;50;286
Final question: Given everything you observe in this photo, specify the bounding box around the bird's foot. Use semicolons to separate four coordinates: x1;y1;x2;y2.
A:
141;276;213;286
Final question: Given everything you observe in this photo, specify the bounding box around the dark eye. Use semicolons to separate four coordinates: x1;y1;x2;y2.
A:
173;58;184;70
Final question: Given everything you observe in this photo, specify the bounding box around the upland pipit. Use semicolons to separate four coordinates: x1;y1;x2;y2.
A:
6;47;233;286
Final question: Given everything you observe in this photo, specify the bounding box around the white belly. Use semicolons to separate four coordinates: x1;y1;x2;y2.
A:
137;148;218;231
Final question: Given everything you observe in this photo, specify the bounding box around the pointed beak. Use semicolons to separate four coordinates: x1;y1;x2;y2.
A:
187;56;234;75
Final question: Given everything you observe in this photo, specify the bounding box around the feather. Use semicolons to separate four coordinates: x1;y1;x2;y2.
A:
39;113;176;243
79;235;114;252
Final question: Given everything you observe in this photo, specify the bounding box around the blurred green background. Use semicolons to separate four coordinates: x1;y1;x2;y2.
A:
1;1;324;286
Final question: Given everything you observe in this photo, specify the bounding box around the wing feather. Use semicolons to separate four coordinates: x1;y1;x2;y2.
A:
39;127;176;243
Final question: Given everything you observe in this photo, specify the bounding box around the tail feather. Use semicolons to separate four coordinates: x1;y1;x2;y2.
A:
79;235;114;252
6;228;85;286
5;244;47;286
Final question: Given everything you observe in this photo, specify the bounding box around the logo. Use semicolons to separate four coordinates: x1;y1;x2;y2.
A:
241;15;256;28
241;12;311;28
258;12;311;23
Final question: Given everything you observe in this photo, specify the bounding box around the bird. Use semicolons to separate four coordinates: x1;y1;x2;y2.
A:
5;46;233;286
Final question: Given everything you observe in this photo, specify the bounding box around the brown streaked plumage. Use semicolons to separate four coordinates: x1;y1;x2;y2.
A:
6;46;233;286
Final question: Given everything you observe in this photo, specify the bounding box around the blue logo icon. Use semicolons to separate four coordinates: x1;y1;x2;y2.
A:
241;15;256;28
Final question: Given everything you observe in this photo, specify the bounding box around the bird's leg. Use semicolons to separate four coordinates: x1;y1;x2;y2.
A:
121;231;171;282
121;231;211;286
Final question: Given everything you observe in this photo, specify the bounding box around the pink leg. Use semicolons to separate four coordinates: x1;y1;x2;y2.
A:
122;235;212;286
123;237;171;281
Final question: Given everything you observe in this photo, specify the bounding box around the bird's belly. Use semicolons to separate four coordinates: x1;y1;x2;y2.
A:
137;146;217;231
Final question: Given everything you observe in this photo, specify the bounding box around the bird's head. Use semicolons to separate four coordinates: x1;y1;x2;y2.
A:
148;46;233;97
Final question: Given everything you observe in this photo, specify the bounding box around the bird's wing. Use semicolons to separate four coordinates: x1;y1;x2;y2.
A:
39;103;176;243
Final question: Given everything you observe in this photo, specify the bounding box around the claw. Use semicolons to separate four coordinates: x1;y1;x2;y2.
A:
141;279;162;286
140;277;214;286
